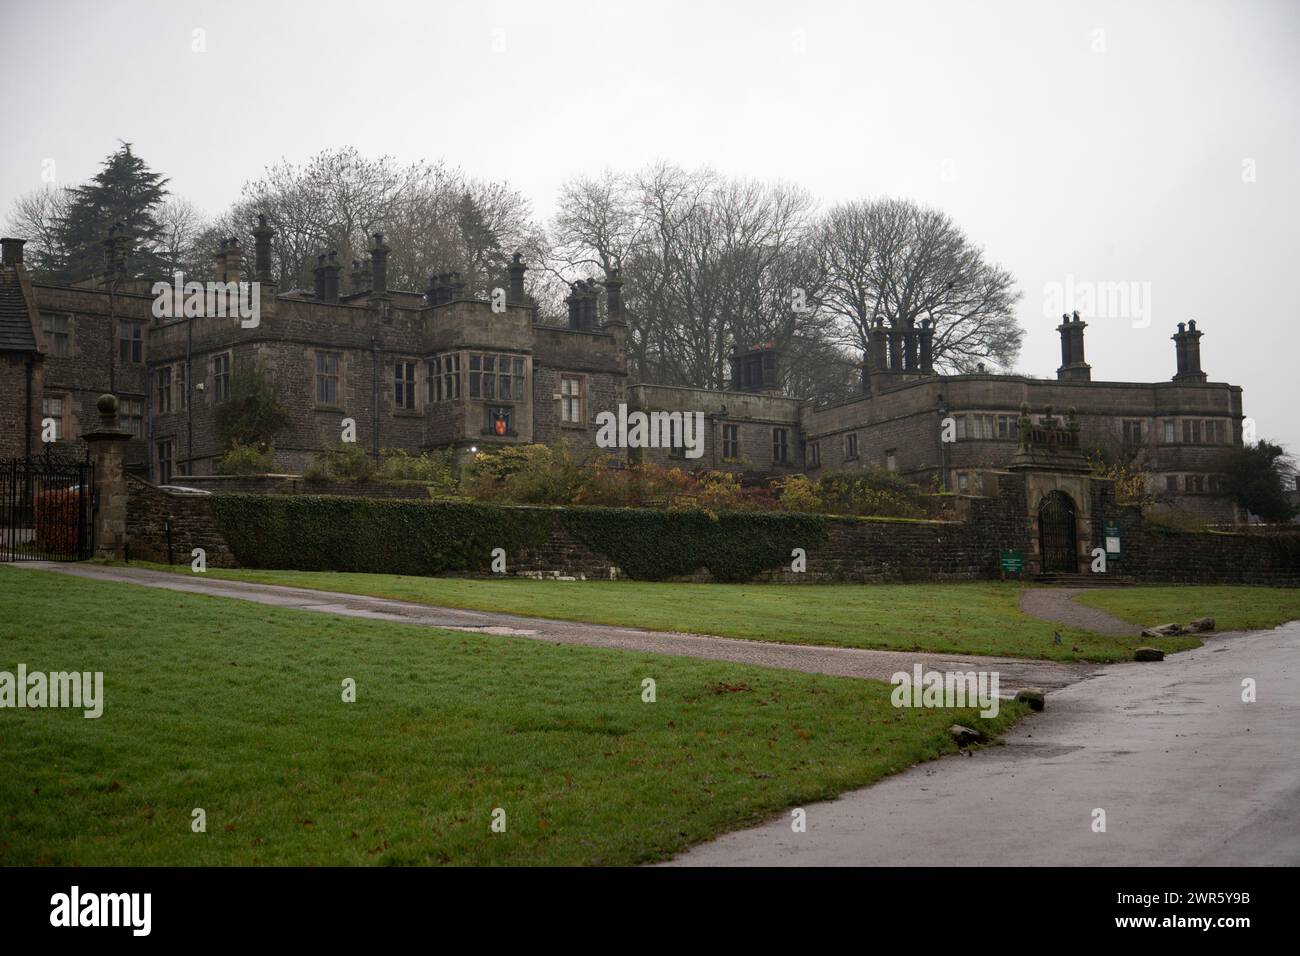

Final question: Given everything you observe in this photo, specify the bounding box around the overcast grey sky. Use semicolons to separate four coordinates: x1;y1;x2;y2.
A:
2;0;1297;448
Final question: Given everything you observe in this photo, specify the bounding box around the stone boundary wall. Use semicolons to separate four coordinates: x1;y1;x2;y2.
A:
512;524;623;580
1091;483;1300;586
125;477;236;567
122;473;1300;584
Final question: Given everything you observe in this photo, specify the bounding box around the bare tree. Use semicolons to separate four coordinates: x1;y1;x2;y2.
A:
814;198;1023;372
216;149;542;299
549;169;644;275
156;197;210;276
549;163;834;393
4;185;70;278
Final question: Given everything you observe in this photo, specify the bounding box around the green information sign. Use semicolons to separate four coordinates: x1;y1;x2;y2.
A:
1104;521;1121;556
1000;549;1024;573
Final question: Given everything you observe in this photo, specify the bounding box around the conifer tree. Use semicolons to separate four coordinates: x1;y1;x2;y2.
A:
53;142;170;282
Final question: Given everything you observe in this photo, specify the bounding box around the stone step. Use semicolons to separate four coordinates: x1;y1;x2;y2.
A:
1034;573;1136;588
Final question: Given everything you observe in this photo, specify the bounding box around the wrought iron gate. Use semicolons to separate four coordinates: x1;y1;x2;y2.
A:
1037;490;1077;573
0;450;95;561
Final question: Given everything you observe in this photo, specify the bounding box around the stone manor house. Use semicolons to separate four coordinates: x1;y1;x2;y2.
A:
0;226;1244;519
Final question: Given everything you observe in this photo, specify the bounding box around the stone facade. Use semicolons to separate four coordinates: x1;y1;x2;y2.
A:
2;232;628;480
624;354;1244;520
0;226;1250;520
625;382;805;475
142;255;629;479
800;369;1243;519
0;351;43;457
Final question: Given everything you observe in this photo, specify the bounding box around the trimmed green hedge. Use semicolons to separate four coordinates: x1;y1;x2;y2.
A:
210;495;553;575
560;507;827;582
209;494;828;581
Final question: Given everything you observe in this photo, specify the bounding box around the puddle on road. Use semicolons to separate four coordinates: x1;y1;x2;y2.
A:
997;743;1085;760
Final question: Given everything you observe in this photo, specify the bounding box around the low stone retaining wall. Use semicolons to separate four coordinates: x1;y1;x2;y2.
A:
122;473;1300;585
125;478;236;567
1091;483;1300;586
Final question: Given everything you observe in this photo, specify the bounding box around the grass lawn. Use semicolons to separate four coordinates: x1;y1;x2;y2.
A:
0;565;1024;866
1078;585;1300;634
108;560;1195;662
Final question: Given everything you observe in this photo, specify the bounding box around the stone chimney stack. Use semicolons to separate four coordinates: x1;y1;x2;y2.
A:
730;344;782;395
566;282;583;329
603;265;623;318
448;271;465;301
351;259;370;295
321;251;341;303
903;318;918;370
428;271;452;306
1056;311;1091;382
313;254;327;299
1172;320;1207;383
1057;312;1074;368
1070;310;1088;373
919;318;934;372
252;214;274;284
369;232;390;300
1;237;25;266
887;321;903;370
214;237;242;283
869;319;889;371
582;281;600;329
508;252;527;305
1185;319;1205;380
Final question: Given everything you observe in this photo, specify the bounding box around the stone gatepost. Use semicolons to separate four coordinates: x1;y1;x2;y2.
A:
81;394;134;560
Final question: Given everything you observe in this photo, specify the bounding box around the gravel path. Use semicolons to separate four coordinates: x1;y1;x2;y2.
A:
15;562;1102;692
1018;586;1141;637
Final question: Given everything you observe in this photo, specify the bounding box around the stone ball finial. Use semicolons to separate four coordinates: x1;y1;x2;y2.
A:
97;393;119;428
